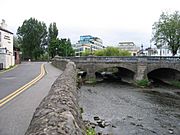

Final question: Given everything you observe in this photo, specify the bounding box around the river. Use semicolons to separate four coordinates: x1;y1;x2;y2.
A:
78;81;180;135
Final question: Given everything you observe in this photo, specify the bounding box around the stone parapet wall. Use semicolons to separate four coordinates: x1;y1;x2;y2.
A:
52;56;70;71
25;62;85;135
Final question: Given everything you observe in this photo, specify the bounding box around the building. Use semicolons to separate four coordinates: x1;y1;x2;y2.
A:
73;35;105;56
151;46;180;56
142;45;180;56
118;42;140;56
14;47;21;64
0;19;14;69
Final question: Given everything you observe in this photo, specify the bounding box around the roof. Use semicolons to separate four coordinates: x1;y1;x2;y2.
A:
119;42;135;44
0;27;13;34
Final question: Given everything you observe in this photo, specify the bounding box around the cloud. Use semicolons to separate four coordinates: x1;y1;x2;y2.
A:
1;0;179;48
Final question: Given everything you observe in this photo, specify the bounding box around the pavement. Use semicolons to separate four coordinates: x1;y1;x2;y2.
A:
0;62;62;135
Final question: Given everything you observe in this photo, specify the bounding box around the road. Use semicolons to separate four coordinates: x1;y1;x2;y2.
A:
0;62;42;99
0;62;62;135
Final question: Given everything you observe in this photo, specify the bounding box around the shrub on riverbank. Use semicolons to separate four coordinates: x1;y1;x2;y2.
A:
85;78;97;85
170;81;180;88
86;128;96;135
136;79;150;87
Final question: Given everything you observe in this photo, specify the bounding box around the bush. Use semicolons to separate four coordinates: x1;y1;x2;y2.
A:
82;50;93;56
85;78;97;85
136;79;149;87
170;81;180;88
94;47;131;56
86;128;96;135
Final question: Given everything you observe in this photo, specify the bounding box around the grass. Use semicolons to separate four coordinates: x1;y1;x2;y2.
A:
0;65;17;74
170;80;180;88
85;78;97;85
6;65;15;70
136;79;150;88
86;128;96;135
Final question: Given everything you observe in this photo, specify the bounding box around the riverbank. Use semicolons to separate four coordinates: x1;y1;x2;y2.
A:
78;81;180;135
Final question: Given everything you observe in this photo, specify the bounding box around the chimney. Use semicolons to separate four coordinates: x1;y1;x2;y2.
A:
0;19;7;29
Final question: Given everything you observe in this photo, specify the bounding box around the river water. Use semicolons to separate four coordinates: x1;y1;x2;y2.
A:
78;81;180;135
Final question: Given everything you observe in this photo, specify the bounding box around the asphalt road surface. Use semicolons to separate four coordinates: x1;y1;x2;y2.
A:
0;62;42;99
0;62;62;135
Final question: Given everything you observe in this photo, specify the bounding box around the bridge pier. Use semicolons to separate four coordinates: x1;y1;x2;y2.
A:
134;58;148;81
85;66;96;80
86;72;96;80
61;56;180;84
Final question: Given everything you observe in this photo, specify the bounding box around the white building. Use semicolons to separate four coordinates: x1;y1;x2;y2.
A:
143;46;180;56
118;42;140;56
0;20;14;69
73;35;105;56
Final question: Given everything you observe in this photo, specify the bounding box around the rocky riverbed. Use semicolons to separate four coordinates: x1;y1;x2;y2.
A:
78;81;180;135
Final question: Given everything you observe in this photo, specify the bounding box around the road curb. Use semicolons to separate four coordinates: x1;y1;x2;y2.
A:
0;64;46;107
0;65;18;75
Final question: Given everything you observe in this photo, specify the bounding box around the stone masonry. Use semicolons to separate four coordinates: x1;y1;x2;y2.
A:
25;62;85;135
68;56;180;81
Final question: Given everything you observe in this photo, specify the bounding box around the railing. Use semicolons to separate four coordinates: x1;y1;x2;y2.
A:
58;56;180;63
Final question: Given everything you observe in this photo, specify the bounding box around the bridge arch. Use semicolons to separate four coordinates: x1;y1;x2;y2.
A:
94;64;136;83
95;63;136;73
147;63;180;74
147;68;180;82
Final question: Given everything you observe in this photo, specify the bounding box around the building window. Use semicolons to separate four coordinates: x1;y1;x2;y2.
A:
80;47;83;51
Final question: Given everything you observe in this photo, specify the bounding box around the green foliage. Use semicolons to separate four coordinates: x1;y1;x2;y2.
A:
151;11;180;56
82;50;92;56
17;18;47;60
48;22;58;40
85;78;97;84
4;65;16;70
136;79;150;87
48;22;59;58
86;128;96;135
13;36;21;49
170;81;180;88
58;38;75;57
47;23;74;57
39;53;49;61
94;47;131;56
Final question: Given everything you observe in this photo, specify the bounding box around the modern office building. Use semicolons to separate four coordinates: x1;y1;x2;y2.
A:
117;42;140;56
73;35;105;56
0;19;14;69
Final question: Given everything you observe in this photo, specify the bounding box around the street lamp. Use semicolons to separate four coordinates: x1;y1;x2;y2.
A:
140;44;144;56
89;40;94;55
55;47;58;56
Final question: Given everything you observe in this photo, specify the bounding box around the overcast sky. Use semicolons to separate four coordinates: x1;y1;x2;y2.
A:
1;0;179;47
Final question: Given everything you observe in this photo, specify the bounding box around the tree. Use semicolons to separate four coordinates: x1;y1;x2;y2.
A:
82;50;92;56
17;18;47;60
58;38;75;56
48;22;59;58
13;36;21;49
94;47;131;56
151;11;180;56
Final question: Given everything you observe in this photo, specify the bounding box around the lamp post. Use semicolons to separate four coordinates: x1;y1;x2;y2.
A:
65;44;67;57
89;40;93;55
140;44;144;56
55;47;58;56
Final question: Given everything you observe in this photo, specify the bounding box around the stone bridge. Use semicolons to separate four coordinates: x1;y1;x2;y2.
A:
56;56;180;82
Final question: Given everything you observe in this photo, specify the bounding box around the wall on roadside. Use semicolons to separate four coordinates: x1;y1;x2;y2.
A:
0;54;14;69
52;56;70;71
25;61;85;135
